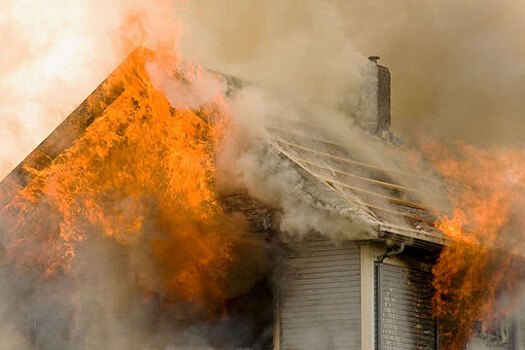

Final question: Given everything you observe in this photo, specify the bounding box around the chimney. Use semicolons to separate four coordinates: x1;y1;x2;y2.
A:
368;56;391;140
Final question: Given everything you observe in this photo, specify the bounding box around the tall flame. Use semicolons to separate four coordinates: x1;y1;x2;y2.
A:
0;50;249;313
0;0;183;178
426;141;525;349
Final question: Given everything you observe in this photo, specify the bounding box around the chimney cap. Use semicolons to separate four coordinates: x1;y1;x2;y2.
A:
368;56;380;64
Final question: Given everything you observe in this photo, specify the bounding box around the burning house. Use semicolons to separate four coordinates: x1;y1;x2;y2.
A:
0;47;524;350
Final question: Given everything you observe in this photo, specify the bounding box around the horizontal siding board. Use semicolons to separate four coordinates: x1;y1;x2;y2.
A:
380;274;434;287
380;285;434;300
285;256;359;267
283;280;359;289
282;313;361;322
280;240;361;349
381;312;435;326
282;290;360;300
381;277;435;290
382;338;432;348
282;286;358;297
282;320;360;330
382;299;434;312
282;314;359;323
380;272;435;284
381;318;437;333
281;292;360;303
282;301;360;312
281;293;360;304
282;299;360;309
381;332;437;344
281;310;359;320
283;271;360;281
282;293;360;303
281;297;360;308
282;275;360;286
283;281;359;290
283;264;359;275
284;268;360;278
281;302;359;313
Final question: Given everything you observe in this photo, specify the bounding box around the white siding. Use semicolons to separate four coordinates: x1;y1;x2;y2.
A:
279;239;361;350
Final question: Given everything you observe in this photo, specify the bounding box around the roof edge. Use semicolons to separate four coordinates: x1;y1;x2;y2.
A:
0;47;153;208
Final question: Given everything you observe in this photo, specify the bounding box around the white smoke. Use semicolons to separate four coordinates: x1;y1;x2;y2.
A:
214;86;377;241
178;0;369;113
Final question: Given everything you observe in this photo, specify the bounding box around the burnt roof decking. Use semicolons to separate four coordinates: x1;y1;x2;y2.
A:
266;119;449;248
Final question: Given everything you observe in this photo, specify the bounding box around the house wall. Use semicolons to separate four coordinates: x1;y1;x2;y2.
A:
276;240;439;350
361;243;438;350
277;240;521;350
376;262;437;349
277;238;361;350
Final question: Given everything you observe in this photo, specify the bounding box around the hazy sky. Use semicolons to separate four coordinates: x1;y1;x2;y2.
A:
336;0;525;146
2;0;525;178
180;0;525;146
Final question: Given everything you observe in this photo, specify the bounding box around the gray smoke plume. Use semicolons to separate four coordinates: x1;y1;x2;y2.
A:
179;0;525;147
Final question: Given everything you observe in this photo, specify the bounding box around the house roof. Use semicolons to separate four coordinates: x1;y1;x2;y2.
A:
0;47;448;249
266;119;449;249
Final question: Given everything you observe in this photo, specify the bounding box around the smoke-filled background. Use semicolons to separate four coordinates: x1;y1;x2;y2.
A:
2;0;525;349
4;0;525;180
178;0;525;147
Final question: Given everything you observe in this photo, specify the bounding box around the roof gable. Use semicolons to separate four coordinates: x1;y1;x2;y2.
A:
0;47;153;209
0;48;447;248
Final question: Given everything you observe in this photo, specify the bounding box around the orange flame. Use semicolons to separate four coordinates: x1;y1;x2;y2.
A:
0;50;250;313
425;140;525;349
436;208;476;245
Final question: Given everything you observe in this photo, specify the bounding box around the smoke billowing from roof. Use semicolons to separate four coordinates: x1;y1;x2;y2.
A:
180;0;525;147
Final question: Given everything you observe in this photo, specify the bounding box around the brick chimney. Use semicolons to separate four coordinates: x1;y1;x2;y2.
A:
368;56;391;140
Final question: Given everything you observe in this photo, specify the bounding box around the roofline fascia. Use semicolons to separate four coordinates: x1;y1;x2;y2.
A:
376;222;449;247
